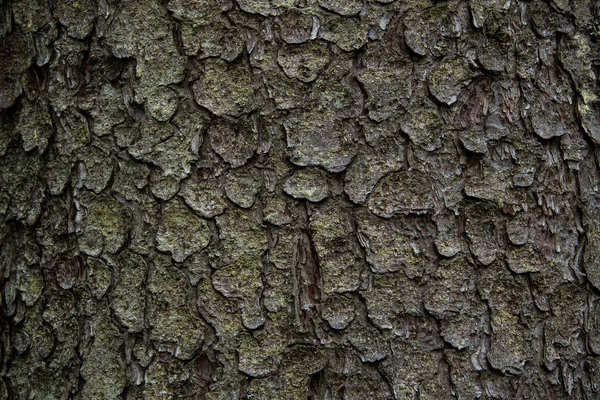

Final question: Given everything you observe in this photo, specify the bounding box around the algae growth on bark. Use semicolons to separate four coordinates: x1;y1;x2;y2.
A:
2;0;600;399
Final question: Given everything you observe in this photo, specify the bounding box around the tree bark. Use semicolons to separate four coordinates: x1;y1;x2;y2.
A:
1;0;600;399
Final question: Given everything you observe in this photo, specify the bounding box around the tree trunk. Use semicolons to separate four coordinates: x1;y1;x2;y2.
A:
2;0;600;399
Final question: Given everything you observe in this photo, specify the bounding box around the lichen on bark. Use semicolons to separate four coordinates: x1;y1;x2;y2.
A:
2;0;600;399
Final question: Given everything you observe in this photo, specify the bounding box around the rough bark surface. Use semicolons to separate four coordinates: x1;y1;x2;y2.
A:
2;0;600;399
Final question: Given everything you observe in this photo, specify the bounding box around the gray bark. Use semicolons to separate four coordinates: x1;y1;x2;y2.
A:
1;0;600;399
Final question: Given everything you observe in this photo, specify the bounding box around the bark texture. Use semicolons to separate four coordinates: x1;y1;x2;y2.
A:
2;0;600;399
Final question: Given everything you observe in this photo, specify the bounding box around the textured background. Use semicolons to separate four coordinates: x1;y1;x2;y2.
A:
2;0;600;399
